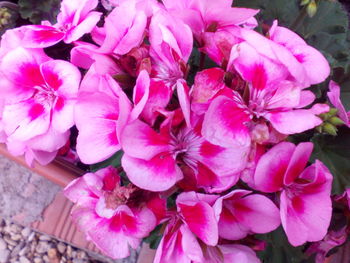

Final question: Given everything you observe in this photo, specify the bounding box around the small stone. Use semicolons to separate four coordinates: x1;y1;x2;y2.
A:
76;251;87;259
39;235;51;241
57;243;66;254
48;248;60;259
66;246;72;258
9;224;22;234
4;236;17;246
19;246;28;256
20;228;31;238
35;241;49;254
33;257;42;263
0;239;7;250
43;255;49;263
27;232;35;242
19;256;30;263
72;259;86;263
0;249;10;263
11;234;22;241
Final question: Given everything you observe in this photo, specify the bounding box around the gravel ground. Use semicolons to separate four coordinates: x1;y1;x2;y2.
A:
0;218;106;263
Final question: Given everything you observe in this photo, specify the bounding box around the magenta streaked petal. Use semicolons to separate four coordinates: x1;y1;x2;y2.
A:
265;109;322;134
22;25;65;48
122;153;182;191
177;192;218;246
202;96;251;148
121;120;171;160
254;142;295;192
75;92;120;164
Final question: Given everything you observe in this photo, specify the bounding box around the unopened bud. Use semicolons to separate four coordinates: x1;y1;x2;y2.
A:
0;18;8;26
329;116;345;126
300;0;310;6
316;125;323;133
328;108;339;117
323;123;337;136
307;0;317;17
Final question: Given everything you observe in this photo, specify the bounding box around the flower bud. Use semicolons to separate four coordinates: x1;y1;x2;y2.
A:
307;0;317;17
328;116;345;126
322;123;337;136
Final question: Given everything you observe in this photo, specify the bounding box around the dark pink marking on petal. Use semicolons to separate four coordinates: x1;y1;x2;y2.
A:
252;64;267;90
291;195;304;214
29;103;45;120
44;69;62;90
200;141;224;158
55;97;65;111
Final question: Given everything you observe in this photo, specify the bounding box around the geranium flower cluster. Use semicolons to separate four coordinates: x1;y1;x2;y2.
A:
0;0;347;262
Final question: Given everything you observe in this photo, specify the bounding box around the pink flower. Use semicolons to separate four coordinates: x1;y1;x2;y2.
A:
268;21;330;86
149;9;193;87
163;0;258;64
235;21;330;88
0;47;80;165
20;0;101;48
120;80;249;192
327;81;350;127
64;167;157;259
213;189;280;240
154;192;219;263
202;45;327;147
91;1;147;55
74;68;125;164
253;142;333;246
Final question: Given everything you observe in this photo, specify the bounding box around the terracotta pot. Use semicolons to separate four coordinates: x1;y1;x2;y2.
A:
0;143;156;263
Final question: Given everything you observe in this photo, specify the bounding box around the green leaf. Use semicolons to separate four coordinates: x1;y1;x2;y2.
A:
257;227;311;263
89;150;124;172
18;0;61;24
311;128;350;194
143;224;163;249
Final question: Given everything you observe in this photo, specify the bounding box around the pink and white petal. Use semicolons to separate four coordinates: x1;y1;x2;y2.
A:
40;60;81;98
51;98;75;133
27;125;70;152
131;70;151;121
297;90;316;108
254;142;295;192
113;11;147;55
296;192;332;243
87;217;140;259
22;25;65;48
120;120;171;160
132;207;157;238
280;191;309;246
265;110;322;135
177;194;218;246
3;101;50;141
199;140;249;177
202;96;251;148
64;11;102;43
64;175;97;203
218;206;249;240
1;47;46;88
75;93;120;164
180;225;204;262
220;244;261;263
232;193;280;235
266;81;301;110
30;149;58;166
284;142;313;185
177;79;191;128
289;44;330;85
121;154;182;191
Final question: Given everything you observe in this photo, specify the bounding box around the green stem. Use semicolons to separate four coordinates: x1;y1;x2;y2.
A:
290;6;308;31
